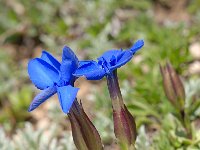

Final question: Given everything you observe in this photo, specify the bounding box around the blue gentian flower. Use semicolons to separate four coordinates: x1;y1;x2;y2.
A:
28;46;79;113
73;40;144;80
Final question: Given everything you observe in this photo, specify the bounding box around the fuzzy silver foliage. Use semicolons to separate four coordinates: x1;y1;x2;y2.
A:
0;122;75;150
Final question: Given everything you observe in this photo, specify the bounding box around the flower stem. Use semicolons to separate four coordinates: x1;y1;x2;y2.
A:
106;70;137;148
180;109;192;139
106;70;124;111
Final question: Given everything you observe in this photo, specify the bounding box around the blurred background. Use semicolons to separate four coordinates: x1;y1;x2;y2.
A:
0;0;200;149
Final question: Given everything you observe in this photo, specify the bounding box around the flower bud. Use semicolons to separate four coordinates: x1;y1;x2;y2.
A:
113;104;137;147
68;100;103;150
160;62;185;110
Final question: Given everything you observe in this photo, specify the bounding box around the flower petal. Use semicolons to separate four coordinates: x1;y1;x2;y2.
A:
40;51;61;71
74;61;106;80
109;50;133;71
129;40;144;53
28;86;57;112
60;60;74;83
110;50;133;71
99;50;123;63
28;58;60;90
57;85;79;113
62;46;79;68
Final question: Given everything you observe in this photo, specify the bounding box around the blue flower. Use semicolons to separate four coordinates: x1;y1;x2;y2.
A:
73;40;144;80
28;46;79;113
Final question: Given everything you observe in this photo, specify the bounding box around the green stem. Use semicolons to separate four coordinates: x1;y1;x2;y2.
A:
179;109;192;139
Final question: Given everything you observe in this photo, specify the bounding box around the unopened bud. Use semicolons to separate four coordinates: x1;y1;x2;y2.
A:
160;62;185;110
68;100;103;150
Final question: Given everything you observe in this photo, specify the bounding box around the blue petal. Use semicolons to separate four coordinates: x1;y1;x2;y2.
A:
129;40;144;53
73;61;106;80
40;51;61;71
99;50;123;63
57;85;79;113
28;86;57;112
62;46;79;68
28;58;60;90
110;50;133;71
60;60;74;83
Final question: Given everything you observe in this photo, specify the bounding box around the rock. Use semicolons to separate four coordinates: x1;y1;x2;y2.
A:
189;42;200;59
189;61;200;75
